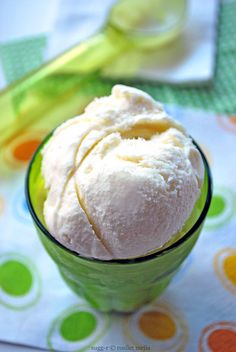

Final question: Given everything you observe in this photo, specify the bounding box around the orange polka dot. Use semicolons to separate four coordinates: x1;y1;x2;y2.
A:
139;311;176;340
199;322;236;352
230;116;236;125
223;254;236;286
214;248;236;295
207;329;236;352
13;139;41;162
217;115;236;134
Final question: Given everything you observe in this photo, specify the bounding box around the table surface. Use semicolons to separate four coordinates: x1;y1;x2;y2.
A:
0;345;42;352
0;0;51;352
0;2;236;352
0;3;55;350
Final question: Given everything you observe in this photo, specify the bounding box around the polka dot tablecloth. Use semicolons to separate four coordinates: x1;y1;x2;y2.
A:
0;105;236;352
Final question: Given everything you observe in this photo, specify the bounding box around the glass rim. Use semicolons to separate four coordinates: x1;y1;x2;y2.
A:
25;133;212;265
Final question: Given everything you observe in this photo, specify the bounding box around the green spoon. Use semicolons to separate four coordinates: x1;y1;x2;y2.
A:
0;0;187;150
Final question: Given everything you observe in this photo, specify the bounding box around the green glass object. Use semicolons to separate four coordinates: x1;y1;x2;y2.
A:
0;0;187;166
26;136;212;312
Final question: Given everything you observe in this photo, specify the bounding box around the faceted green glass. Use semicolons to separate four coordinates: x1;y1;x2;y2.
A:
26;137;212;312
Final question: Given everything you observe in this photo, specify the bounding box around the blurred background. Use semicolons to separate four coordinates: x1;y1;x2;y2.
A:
1;0;234;114
0;1;236;352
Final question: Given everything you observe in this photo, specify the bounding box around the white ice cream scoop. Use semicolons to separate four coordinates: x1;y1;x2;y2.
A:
41;85;204;260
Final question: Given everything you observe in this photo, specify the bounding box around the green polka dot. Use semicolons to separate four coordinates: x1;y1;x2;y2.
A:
60;311;97;342
208;195;226;217
0;260;32;296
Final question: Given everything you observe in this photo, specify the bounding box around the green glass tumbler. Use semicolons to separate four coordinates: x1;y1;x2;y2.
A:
26;136;212;313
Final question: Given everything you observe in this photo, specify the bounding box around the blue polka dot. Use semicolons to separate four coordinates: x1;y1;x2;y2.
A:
22;197;29;213
13;189;31;224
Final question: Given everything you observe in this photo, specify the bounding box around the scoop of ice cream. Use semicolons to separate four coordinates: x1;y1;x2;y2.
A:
41;85;204;260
